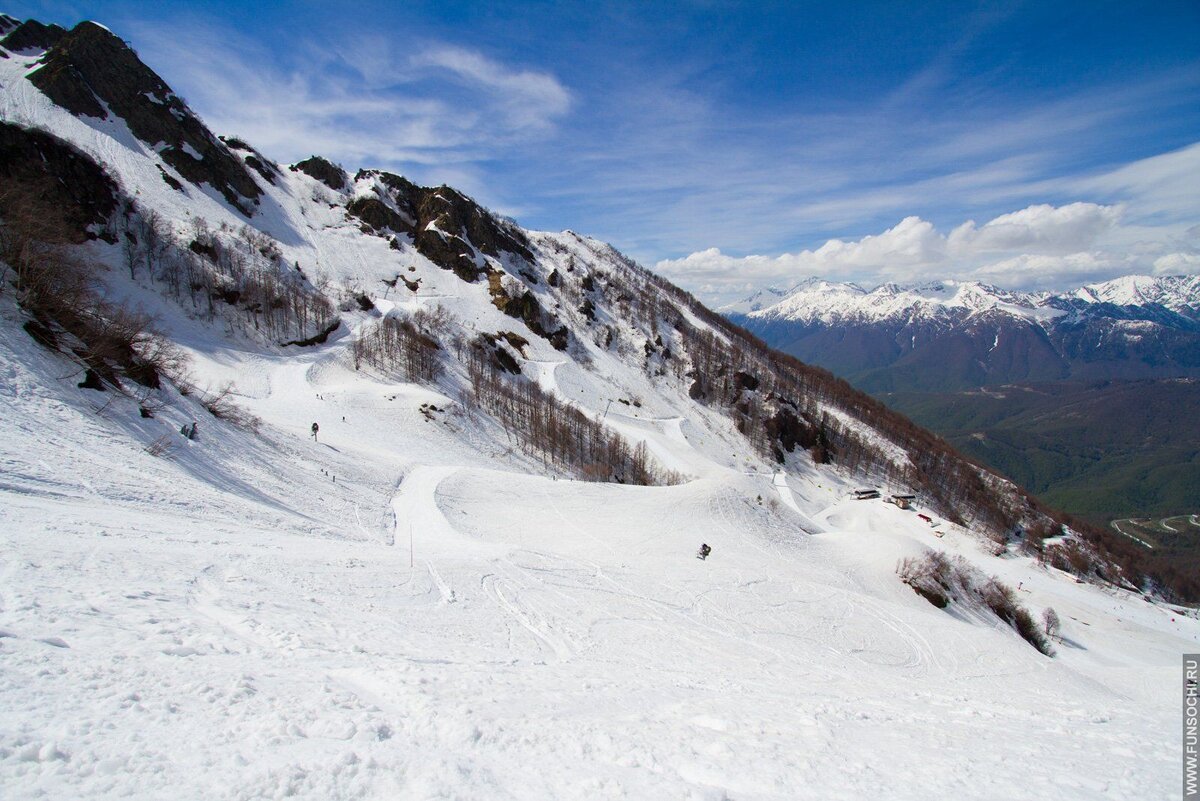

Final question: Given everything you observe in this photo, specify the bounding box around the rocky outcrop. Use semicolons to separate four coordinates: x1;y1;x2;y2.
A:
348;171;533;282
223;138;280;186
291;156;348;191
27;22;262;215
0;19;66;53
487;271;569;350
0;121;118;241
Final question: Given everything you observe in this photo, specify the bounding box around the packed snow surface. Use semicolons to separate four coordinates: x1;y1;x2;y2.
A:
1;292;1193;800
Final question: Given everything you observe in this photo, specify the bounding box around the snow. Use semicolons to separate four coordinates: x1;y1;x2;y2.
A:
1074;274;1200;313
0;45;1195;799
738;275;1200;327
1;273;1193;799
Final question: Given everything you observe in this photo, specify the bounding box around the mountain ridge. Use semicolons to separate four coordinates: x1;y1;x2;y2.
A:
726;275;1200;393
722;274;1200;326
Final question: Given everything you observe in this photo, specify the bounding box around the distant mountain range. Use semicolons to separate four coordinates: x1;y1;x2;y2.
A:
724;275;1200;522
724;275;1200;393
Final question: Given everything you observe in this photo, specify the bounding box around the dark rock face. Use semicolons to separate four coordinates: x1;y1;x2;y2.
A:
243;155;277;185
347;170;533;282
291;156;348;191
1;19;66;52
0;14;21;37
0;121;119;240
346;196;411;235
27;22;262;215
764;407;817;459
418;186;534;264
478;333;521;374
734;371;760;393
487;271;569;350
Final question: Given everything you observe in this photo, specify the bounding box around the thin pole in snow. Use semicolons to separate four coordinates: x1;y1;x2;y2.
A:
602;399;613;420
409;520;414;568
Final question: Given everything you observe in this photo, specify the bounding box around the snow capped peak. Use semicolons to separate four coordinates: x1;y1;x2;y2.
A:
1074;274;1200;312
717;283;798;315
738;274;1200;326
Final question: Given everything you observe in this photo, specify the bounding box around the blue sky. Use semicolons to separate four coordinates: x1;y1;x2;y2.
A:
7;1;1200;302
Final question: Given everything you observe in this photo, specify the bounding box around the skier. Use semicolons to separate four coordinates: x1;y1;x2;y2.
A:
311;422;319;441
697;543;711;561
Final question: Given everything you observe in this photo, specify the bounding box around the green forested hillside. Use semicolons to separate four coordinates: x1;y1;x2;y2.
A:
882;379;1200;522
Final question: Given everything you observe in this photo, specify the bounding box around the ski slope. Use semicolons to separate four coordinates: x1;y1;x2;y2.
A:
1;289;1194;800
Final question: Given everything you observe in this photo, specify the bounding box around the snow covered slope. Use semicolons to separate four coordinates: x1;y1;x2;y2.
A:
3;273;1196;799
1;15;1196;800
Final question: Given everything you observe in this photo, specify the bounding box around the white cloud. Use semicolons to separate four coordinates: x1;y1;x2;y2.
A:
412;46;571;132
654;135;1200;307
968;252;1136;290
1075;141;1200;221
948;202;1122;254
653;199;1194;305
1154;251;1200;275
125;20;571;184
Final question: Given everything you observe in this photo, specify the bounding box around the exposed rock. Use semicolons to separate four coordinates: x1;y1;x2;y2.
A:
28;21;261;215
281;319;342;347
0;121;118;240
291;156;348;191
77;368;105;391
243;155;277;185
0;19;66;53
0;14;20;37
499;331;530;357
418;185;533;263
188;238;218;262
346;197;412;235
347;171;533;282
764;407;819;462
157;164;183;191
478;334;521;375
734;371;760;392
487;271;570;350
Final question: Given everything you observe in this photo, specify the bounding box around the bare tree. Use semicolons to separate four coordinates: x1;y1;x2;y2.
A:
1042;608;1061;640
